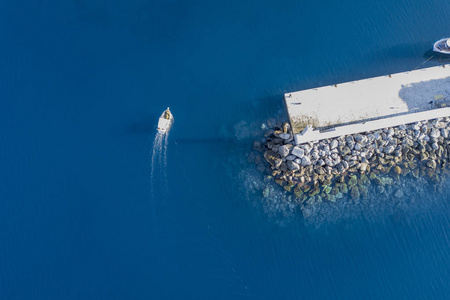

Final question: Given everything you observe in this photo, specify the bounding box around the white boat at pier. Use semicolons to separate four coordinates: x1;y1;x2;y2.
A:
433;37;450;54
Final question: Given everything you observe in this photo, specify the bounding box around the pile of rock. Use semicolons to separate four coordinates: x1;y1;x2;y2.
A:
258;117;450;204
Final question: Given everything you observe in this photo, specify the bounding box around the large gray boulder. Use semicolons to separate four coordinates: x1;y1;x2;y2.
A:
354;134;366;143
311;151;320;160
278;145;291;157
272;137;283;144
359;163;368;172
336;163;346;173
338;145;351;156
278;133;291;140
330;139;339;150
315;166;326;175
316;159;325;166
301;156;311;166
346;136;355;145
430;129;440;138
287;160;300;171
325;157;333;167
384;145;395;154
341;160;349;169
291;146;305;158
403;138;414;147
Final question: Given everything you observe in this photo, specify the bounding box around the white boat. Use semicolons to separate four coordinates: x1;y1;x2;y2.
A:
157;107;173;134
433;37;450;54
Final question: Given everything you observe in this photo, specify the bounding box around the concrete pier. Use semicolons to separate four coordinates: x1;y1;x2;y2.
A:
259;64;450;210
285;65;450;143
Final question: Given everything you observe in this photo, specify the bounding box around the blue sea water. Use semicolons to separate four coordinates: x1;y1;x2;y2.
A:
1;0;450;299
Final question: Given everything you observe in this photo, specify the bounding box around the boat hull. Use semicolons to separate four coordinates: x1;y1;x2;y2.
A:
433;38;450;54
157;115;173;134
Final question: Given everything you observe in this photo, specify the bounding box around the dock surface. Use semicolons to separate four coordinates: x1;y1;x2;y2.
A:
285;65;450;135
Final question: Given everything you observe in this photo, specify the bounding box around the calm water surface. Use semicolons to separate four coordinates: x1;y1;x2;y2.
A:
1;0;450;299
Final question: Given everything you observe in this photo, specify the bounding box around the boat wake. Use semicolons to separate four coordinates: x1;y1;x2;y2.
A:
150;132;170;199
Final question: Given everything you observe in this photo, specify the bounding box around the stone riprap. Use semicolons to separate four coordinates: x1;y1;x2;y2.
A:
256;117;450;205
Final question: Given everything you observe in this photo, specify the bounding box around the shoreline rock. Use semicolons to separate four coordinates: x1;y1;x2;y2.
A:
252;118;450;212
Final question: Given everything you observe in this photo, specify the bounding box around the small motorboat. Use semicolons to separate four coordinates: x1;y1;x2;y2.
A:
157;107;173;134
433;37;450;54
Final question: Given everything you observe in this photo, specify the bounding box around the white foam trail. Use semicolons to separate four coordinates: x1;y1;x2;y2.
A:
163;131;169;168
158;136;163;167
150;132;164;199
162;131;170;193
150;128;171;199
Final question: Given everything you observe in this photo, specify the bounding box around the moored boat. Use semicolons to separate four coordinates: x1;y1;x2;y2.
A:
433;37;450;54
157;107;173;134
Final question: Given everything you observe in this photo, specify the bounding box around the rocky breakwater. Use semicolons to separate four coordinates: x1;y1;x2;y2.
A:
260;118;450;205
